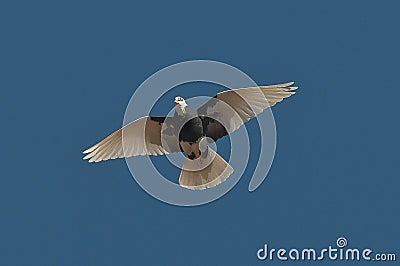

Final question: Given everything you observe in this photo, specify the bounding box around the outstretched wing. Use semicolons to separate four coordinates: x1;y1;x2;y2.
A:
198;82;298;141
83;116;179;162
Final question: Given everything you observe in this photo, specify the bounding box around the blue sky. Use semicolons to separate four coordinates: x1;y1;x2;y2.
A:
1;1;399;265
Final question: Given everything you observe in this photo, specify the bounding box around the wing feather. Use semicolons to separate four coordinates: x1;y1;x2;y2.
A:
198;82;298;141
83;116;178;162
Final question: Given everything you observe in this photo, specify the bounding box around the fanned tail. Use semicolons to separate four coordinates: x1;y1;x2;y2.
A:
179;148;233;190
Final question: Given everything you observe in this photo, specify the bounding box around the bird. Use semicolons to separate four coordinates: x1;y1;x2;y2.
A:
83;82;298;190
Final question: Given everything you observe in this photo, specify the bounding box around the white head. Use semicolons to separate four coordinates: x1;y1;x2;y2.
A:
174;96;188;115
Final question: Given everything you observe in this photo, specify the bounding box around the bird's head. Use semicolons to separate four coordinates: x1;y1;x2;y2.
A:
174;96;188;115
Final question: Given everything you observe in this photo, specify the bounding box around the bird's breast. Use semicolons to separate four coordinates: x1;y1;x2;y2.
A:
179;116;204;143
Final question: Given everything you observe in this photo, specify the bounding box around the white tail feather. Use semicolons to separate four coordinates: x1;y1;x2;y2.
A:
179;149;233;190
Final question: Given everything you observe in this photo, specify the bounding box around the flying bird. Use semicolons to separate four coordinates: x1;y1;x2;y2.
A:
83;82;298;190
